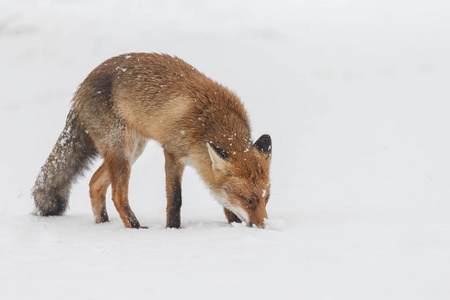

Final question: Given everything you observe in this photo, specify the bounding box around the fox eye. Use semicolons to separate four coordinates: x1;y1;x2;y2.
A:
244;198;255;205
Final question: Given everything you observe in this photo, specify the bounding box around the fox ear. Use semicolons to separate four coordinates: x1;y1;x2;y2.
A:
207;142;231;176
253;134;272;160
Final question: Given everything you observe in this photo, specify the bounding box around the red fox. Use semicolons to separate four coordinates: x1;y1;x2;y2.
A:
32;53;272;229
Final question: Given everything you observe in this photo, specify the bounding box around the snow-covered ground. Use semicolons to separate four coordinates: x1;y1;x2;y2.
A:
1;1;450;299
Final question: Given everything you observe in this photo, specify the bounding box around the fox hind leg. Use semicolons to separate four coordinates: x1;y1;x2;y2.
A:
104;155;141;228
90;134;147;228
89;163;110;223
102;135;147;228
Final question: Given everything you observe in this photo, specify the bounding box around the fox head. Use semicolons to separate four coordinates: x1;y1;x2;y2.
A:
207;134;272;228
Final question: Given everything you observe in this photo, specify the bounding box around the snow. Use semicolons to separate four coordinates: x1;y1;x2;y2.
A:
1;0;450;299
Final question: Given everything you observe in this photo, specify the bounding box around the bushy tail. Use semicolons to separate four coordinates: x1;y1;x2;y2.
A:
32;108;98;216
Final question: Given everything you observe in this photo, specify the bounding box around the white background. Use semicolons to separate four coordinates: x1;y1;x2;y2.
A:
1;1;449;299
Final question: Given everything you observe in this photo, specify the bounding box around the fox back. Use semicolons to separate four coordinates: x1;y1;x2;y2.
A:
33;53;272;228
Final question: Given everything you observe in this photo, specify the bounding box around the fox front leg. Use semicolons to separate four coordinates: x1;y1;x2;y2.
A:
224;208;242;224
164;150;185;228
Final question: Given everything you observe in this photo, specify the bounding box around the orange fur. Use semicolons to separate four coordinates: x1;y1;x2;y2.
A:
35;53;272;228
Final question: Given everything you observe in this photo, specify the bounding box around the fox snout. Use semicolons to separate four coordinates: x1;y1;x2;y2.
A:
248;206;268;228
248;220;267;229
